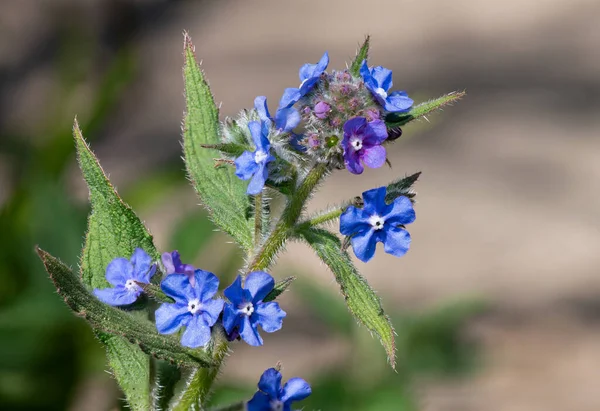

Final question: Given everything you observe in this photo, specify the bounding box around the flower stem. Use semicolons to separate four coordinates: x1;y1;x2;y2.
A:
171;326;229;411
247;163;328;272
297;206;346;229
254;192;262;249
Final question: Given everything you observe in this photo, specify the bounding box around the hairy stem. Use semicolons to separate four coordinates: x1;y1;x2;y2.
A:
247;163;327;271
254;192;262;249
297;206;346;229
171;326;229;411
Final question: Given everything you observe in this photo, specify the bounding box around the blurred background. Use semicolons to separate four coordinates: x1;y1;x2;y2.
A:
1;0;599;410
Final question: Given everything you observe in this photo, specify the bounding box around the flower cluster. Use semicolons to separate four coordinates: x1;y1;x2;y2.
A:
223;50;417;262
94;249;286;348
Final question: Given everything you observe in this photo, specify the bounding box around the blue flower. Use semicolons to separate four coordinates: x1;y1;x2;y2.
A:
255;96;300;133
222;272;286;346
93;248;156;306
155;270;224;348
341;117;388;174
279;52;329;109
162;250;195;284
235;120;276;195
247;368;311;411
340;187;416;262
359;60;413;113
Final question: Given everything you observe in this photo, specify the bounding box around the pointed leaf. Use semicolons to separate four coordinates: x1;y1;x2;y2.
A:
350;35;370;77
182;33;254;250
385;171;421;203
385;91;465;128
263;276;296;302
37;247;213;368
295;228;396;368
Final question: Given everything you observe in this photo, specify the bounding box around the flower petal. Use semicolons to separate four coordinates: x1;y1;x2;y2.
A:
161;252;176;274
193;269;220;301
362;145;387;169
281;377;312;403
384;196;416;225
340;206;371;236
361;187;388;215
257;367;282;398
350;228;378;263
254;95;271;122
239;315;263;346
247;392;272;411
235;151;259;180
155;303;190;334
180;314;212;348
160;273;195;303
344;152;364;174
255;301;286;333
224;275;245;305
94;286;138;306
343;116;368;136
382;225;411;257
222;303;240;334
279;87;302;109
105;257;133;286
248;121;269;152
363;120;388;146
360;60;378;91
245;271;275;302
130;248;153;281
371;66;393;91
275;107;300;132
384;91;413;113
247;163;268;195
201;298;224;325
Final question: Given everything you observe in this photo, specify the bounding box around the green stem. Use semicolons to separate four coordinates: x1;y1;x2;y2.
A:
248;163;328;271
254;192;262;249
297;206;345;229
171;326;229;411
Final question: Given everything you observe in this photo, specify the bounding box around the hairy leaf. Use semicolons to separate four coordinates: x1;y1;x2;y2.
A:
182;33;254;250
296;228;396;368
385;91;465;128
37;247;213;368
74;121;160;409
263;276;296;302
349;35;370;77
385;171;421;203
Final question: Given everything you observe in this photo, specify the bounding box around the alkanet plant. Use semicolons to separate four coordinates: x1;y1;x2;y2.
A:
36;33;463;410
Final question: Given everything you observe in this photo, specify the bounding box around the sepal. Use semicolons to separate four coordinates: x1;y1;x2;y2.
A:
263;276;296;302
349;35;370;77
385;91;465;128
384;171;421;203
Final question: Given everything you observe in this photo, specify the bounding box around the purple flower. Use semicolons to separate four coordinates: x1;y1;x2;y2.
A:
255;96;300;132
155;270;225;348
313;101;331;119
340;186;416;262
359;60;413;113
222;272;286;346
279;52;329;109
93;248;156;306
235;120;276;195
162;250;195;284
247;368;311;411
341;117;388;174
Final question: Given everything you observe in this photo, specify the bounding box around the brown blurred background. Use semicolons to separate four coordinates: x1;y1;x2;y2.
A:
1;0;600;410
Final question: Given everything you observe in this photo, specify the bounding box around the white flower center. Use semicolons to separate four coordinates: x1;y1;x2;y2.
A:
239;302;254;316
188;298;202;315
125;279;140;291
368;214;385;230
375;87;388;99
255;150;268;163
349;136;363;151
270;400;284;411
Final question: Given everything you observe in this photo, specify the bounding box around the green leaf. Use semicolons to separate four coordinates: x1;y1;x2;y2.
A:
295;228;397;368
385;91;465;129
385;172;421;203
182;33;254;251
263;276;296;302
349;35;370;77
36;247;213;368
74;121;160;409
